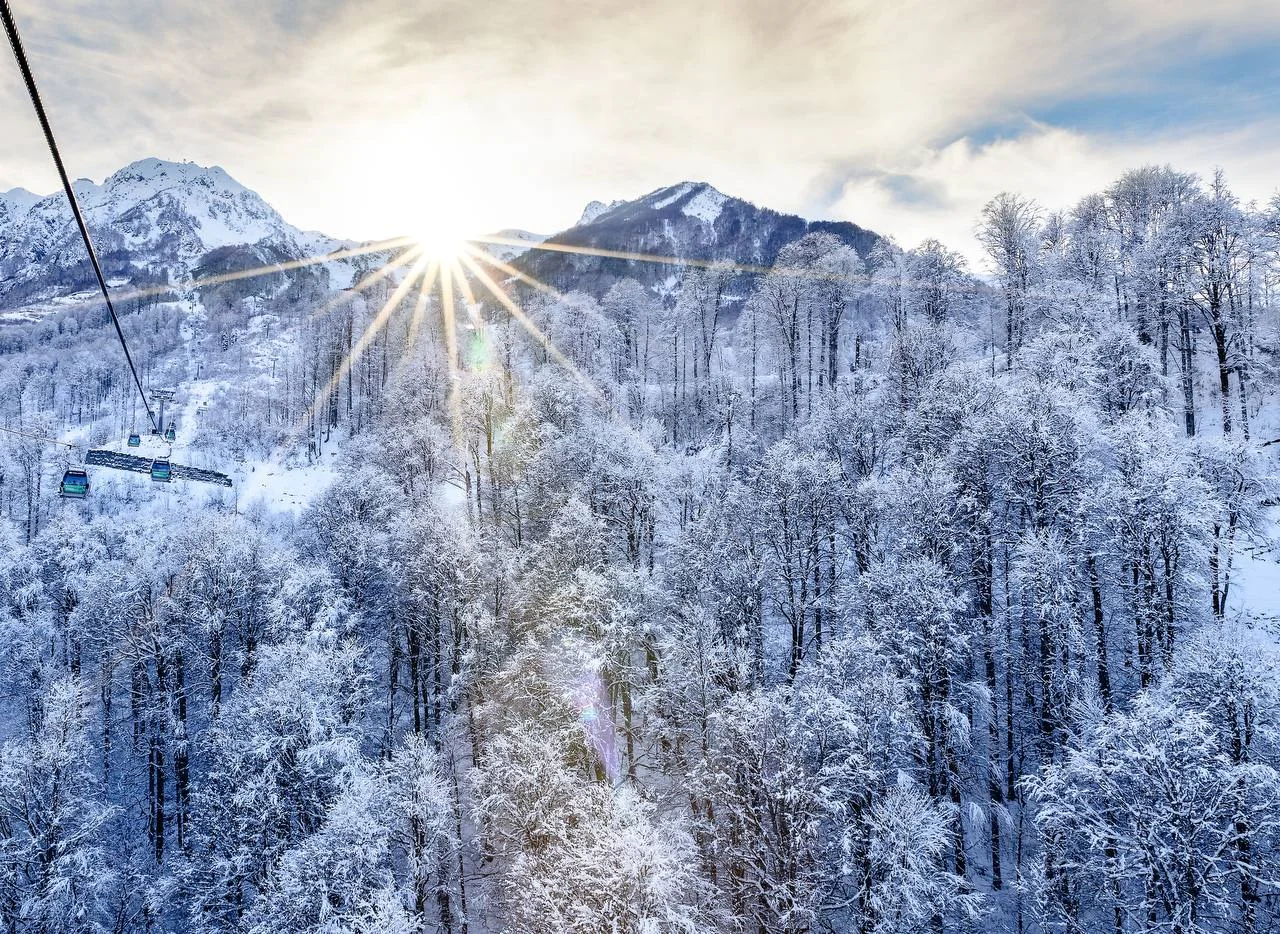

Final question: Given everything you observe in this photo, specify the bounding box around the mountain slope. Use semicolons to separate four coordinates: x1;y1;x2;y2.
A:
0;162;885;324
514;181;881;301
0;158;328;309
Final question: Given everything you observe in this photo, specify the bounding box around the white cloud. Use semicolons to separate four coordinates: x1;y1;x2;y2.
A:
832;122;1280;269
1;0;1278;240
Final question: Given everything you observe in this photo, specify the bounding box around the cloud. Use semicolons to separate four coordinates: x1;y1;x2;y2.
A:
1;0;1278;241
832;121;1280;269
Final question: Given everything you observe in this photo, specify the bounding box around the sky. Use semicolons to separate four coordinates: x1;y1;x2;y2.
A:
2;0;1279;267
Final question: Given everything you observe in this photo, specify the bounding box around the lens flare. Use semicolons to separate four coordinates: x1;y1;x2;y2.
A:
571;668;620;785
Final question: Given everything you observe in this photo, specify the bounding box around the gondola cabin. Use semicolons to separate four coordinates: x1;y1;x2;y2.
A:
150;457;172;482
59;468;89;498
127;432;141;447
164;424;176;442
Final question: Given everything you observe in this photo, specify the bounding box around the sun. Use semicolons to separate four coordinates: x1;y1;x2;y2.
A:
414;224;470;259
410;205;473;259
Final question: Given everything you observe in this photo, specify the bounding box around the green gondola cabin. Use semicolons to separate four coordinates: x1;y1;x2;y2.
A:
127;432;141;447
59;467;89;498
150;457;171;482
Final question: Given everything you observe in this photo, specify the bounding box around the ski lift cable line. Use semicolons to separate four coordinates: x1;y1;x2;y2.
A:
0;424;74;449
1;0;158;434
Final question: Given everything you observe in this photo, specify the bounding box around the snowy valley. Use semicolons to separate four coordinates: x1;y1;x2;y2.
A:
0;156;1277;934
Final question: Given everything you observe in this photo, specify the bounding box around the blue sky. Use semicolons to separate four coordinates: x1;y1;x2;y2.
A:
971;40;1280;141
1;0;1278;266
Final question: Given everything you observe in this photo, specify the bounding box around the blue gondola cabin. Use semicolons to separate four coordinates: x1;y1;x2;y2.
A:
150;458;171;482
59;468;89;498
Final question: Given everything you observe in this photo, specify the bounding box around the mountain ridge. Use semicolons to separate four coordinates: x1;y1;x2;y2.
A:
514;179;881;301
0;158;883;315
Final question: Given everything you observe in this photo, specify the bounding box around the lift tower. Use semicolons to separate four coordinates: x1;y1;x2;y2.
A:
152;388;176;436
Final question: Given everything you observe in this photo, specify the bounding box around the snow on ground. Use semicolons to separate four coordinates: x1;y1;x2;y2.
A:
321;256;358;290
682;185;727;224
296;232;363;290
0;283;129;321
236;449;341;514
170;380;221;467
231;309;302;411
650;183;694;210
51;292;356;517
1227;507;1280;652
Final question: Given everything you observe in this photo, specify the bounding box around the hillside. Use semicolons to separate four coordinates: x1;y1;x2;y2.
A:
0;158;340;311
0;157;1276;934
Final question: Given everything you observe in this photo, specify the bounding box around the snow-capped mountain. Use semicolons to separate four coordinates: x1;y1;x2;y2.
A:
0;160;883;320
515;180;880;300
0;187;41;235
0;158;331;308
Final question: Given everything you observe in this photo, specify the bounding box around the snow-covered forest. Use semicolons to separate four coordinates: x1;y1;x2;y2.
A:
0;162;1279;934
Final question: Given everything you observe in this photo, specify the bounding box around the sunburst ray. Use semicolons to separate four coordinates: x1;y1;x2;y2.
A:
283;252;430;455
458;251;605;405
439;261;465;446
471;233;778;276
304;246;424;322
449;256;478;308
465;244;564;299
0;236;417;320
407;260;441;352
320;254;430;406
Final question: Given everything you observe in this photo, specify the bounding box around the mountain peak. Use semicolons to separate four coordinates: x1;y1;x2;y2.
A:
643;180;720;198
519;179;880;300
577;199;624;226
0;187;42;234
482;228;550;262
3;186;41;202
104;158;245;198
0;156;320;307
0;186;41;211
636;181;731;223
576;181;735;231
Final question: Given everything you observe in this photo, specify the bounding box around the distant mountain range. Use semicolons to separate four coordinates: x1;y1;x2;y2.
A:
513;181;880;302
0;159;881;316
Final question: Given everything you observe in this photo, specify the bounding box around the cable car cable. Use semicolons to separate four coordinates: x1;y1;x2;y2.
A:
0;423;89;497
0;423;74;449
0;0;158;434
